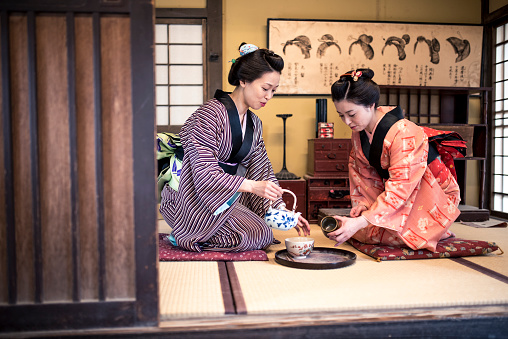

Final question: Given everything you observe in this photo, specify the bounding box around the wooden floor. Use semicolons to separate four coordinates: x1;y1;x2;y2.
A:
156;219;508;338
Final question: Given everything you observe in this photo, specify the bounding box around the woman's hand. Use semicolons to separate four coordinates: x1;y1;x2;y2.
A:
327;215;369;247
350;204;367;217
239;179;283;201
294;215;311;237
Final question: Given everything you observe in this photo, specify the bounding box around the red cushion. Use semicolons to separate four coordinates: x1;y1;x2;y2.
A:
348;237;499;261
159;233;268;261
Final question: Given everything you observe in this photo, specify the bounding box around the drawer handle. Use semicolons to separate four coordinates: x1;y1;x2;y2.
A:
327;153;336;159
336;164;346;171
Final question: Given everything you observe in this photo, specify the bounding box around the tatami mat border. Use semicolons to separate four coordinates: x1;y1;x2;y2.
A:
218;262;235;314
225;262;247;315
451;257;508;284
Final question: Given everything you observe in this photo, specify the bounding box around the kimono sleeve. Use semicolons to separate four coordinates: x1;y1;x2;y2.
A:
362;121;428;231
238;125;285;217
180;105;246;214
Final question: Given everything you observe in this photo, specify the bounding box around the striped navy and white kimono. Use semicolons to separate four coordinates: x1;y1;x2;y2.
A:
159;90;284;252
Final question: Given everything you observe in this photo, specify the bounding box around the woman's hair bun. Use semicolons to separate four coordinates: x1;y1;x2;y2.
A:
227;43;284;86
357;68;375;80
331;67;379;107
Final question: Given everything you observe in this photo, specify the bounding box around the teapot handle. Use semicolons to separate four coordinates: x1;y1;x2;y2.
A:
281;189;297;212
268;189;298;212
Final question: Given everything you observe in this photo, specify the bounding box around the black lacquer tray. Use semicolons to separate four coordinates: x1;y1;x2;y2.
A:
274;247;356;270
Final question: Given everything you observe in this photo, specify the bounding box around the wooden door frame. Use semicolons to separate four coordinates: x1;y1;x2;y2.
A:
483;1;508;218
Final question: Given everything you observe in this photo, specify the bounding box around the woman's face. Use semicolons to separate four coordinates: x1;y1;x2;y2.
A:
334;99;376;133
240;71;280;110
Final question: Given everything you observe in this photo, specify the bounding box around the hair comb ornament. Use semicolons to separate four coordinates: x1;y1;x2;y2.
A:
340;70;362;81
239;43;259;56
351;70;362;81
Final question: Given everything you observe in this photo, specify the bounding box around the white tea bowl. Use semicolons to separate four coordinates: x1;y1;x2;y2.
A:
285;237;315;259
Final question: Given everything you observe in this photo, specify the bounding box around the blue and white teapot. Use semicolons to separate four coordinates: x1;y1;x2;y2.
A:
264;189;301;231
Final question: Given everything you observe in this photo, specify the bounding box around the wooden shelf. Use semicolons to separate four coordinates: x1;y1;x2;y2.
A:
379;85;491;212
379;85;492;93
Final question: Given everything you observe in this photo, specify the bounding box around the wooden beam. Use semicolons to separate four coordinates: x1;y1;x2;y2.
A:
130;0;158;326
206;0;222;100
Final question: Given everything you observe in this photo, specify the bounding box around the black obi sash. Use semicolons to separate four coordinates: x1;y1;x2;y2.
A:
214;90;254;175
359;106;439;180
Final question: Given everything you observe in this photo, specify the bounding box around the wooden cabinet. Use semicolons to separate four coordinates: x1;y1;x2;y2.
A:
278;179;307;219
305;175;352;223
305;138;352;222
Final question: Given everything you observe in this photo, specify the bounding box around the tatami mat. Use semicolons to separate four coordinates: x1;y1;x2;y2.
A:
158;216;508;319
233;223;508;315
158;219;172;234
451;222;508;276
159;261;225;319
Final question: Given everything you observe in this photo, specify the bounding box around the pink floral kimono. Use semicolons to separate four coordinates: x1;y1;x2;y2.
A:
349;108;461;252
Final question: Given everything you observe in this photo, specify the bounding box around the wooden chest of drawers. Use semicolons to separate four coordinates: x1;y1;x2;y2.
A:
307;138;351;177
305;139;353;223
305;175;351;223
278;179;307;220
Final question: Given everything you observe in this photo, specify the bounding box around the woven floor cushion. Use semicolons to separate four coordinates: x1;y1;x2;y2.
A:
159;233;268;261
348;237;499;261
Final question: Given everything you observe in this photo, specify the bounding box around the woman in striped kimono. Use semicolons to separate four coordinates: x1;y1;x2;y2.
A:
327;69;462;252
160;43;310;252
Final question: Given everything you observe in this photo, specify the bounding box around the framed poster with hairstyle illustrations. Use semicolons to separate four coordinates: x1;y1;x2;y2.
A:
267;19;483;95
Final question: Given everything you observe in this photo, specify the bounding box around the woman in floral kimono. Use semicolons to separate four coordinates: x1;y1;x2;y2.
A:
160;43;310;252
328;69;463;252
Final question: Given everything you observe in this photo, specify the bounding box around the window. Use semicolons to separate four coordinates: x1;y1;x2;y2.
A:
154;1;222;132
155;20;206;132
493;22;508;213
